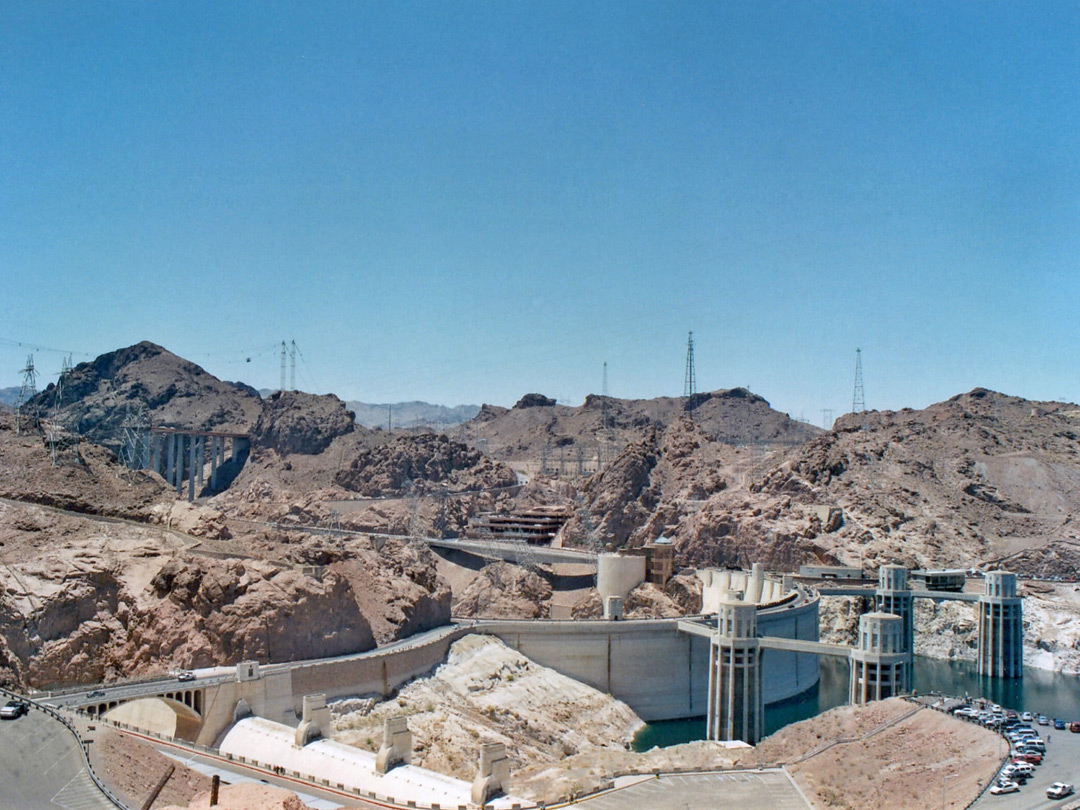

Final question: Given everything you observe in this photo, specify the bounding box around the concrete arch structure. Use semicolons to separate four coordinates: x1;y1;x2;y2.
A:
102;696;202;741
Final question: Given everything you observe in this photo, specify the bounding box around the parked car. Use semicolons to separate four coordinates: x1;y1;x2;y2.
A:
990;780;1020;795
1047;782;1074;799
1037;715;1050;726
1021;711;1034;721
1070;721;1080;733
1020;751;1043;765
0;700;27;719
1054;718;1066;730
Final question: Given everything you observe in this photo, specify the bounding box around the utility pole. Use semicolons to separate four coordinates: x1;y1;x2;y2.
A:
683;332;696;397
852;348;866;413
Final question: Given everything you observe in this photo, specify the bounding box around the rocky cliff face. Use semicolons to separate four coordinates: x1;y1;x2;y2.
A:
453;562;552;619
250;390;356;456
0;510;376;687
334;433;518;497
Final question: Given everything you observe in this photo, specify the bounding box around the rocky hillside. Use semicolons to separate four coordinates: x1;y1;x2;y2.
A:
464;387;820;471
565;389;1080;575
24;341;262;444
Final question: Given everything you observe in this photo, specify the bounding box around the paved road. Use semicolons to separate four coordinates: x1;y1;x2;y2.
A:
0;707;117;810
564;770;811;810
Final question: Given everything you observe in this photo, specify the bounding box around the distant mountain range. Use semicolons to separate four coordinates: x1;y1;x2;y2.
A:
345;400;480;429
255;390;479;429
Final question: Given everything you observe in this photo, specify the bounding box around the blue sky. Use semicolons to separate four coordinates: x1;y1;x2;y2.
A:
2;1;1078;423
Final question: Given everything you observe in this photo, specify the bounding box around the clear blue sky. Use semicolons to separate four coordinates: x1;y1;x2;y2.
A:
2;1;1078;423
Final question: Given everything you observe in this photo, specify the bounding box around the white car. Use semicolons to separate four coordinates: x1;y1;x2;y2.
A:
991;780;1020;795
1047;782;1074;799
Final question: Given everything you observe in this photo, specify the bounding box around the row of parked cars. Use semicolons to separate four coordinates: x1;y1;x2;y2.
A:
954;703;1077;800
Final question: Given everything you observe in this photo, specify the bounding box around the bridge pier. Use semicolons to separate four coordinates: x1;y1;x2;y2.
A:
875;564;914;656
849;612;910;703
978;571;1023;678
707;600;762;744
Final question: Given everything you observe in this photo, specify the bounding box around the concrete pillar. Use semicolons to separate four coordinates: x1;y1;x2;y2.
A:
165;433;175;487
375;716;413;773
471;743;510;806
149;433;159;476
187;433;197;501
196;435;205;490
603;595;624;620
746;562;765;604
978;571;1023;678
175;434;185;495
210;436;220;491
708;600;762;744
875;564;913;655
295;693;331;747
849;612;910;704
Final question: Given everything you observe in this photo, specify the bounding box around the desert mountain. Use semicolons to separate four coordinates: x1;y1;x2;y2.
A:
464;387;820;473
570;388;1080;576
25;341;262;444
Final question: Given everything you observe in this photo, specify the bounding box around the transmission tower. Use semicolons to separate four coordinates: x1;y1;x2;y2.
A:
683;331;696;397
53;354;73;413
279;341;287;391
852;348;866;413
821;408;834;429
601;361;611;431
289;340;297;391
15;354;38;435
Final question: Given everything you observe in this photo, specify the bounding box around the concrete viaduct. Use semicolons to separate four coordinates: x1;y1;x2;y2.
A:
146;427;250;501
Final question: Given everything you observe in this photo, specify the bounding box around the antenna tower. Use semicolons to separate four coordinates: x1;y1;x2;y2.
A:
683;331;696;397
852;348;866;413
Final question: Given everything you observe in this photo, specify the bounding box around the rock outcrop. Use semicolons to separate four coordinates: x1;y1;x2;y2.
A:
250;390;356;456
329;635;643;780
334;433;517;496
453;562;552;619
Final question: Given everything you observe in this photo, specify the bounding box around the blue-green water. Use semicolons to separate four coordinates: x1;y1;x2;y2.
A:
632;656;1080;751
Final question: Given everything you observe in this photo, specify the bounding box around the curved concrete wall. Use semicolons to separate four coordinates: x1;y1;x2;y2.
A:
472;593;820;722
597;554;647;601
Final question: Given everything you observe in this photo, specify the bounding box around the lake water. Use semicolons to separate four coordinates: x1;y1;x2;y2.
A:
632;656;1080;751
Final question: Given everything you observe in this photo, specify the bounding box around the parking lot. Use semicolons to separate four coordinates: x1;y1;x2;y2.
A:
942;704;1080;810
